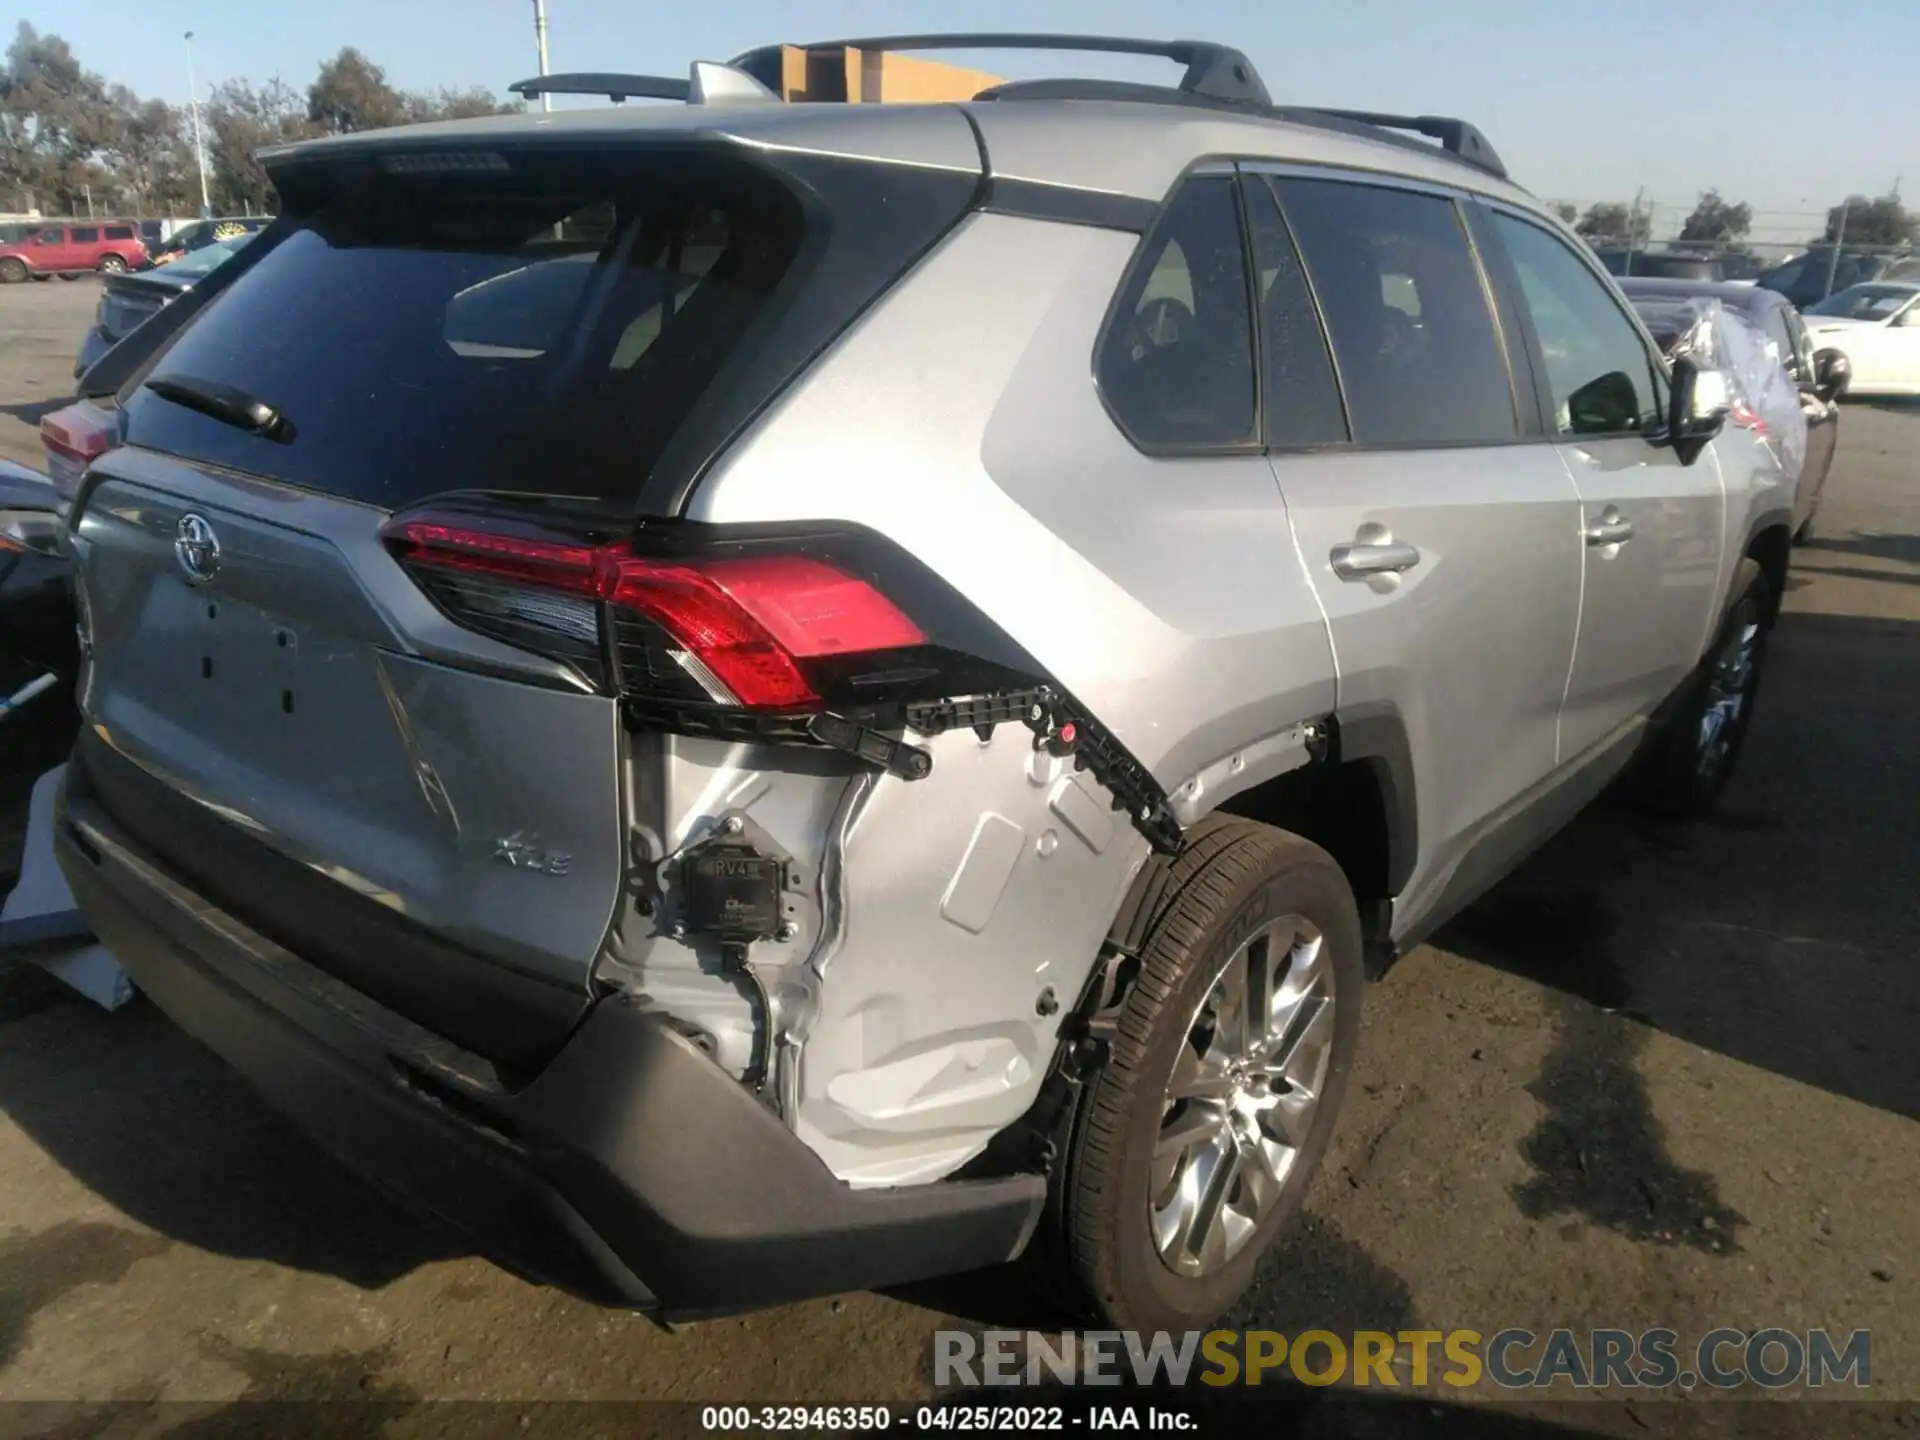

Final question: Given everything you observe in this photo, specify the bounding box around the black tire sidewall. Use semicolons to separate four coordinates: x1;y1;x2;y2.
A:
1075;840;1363;1332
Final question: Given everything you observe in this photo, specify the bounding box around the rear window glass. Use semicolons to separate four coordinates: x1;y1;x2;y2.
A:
122;150;805;509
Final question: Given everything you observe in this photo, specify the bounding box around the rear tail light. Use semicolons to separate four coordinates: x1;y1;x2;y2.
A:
40;405;117;469
381;514;924;711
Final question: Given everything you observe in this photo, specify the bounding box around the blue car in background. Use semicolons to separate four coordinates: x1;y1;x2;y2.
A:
73;232;257;379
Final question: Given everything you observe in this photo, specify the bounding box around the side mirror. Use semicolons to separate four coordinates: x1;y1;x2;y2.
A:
1813;348;1852;402
1663;357;1730;465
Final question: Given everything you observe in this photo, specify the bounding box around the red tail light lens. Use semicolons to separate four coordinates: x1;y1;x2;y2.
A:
382;516;925;711
40;405;117;467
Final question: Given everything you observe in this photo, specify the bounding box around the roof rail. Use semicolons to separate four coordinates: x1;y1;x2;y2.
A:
1303;108;1506;180
508;62;778;107
972;78;1507;182
729;34;1272;107
510;72;688;104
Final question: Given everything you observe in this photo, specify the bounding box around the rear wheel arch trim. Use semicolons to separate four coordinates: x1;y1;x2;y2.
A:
1325;709;1418;898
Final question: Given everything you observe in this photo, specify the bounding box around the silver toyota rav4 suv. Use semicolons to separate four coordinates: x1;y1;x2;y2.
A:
55;35;1792;1331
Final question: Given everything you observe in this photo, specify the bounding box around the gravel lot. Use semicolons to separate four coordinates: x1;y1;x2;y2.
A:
2;277;1916;1437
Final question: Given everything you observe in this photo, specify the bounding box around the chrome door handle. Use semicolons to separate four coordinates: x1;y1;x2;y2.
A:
1330;541;1422;580
1584;509;1634;547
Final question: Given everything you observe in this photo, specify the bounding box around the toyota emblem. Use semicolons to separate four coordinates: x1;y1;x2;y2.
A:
174;512;221;585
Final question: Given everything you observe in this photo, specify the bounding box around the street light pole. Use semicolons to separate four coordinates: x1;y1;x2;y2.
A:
532;0;552;111
1823;200;1850;303
184;31;212;218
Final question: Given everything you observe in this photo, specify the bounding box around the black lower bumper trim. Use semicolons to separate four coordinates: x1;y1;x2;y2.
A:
54;779;1045;1318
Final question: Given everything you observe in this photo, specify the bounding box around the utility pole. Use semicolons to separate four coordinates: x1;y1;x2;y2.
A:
1823;199;1850;302
532;0;552;111
184;32;212;218
1624;187;1646;274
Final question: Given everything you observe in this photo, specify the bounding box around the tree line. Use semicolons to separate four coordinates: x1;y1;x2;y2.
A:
1;22;520;218
1553;189;1917;252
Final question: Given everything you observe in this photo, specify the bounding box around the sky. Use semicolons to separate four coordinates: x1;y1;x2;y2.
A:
17;0;1916;239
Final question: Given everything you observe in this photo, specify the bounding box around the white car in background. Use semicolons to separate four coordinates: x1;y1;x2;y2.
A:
1802;281;1920;395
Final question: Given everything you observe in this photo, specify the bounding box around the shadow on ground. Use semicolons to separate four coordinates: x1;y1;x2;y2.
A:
1440;609;1920;1124
0;968;461;1292
0;395;75;429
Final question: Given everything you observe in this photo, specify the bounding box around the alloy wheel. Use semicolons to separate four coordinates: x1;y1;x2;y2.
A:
1150;915;1334;1277
1697;599;1761;780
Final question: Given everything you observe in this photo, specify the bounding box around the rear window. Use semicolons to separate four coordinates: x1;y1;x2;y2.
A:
121;149;806;509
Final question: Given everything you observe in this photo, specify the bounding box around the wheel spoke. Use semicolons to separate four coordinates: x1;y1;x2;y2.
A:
1273;930;1327;1009
1242;928;1275;1055
1183;1130;1242;1271
1154;1101;1228;1163
1266;996;1334;1093
1150;1124;1235;1263
1167;1039;1237;1103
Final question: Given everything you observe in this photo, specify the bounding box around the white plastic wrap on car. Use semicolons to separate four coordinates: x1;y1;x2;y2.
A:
1671;299;1809;481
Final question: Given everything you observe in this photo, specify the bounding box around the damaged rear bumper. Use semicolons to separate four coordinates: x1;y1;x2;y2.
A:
52;764;1045;1318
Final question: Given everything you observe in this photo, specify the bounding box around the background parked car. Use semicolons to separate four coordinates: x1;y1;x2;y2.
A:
144;216;268;268
1802;281;1920;397
1621;277;1846;539
1588;247;1727;281
1755;247;1911;308
0;222;148;282
75;232;257;378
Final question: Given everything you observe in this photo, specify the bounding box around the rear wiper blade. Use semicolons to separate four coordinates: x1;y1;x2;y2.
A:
145;374;296;443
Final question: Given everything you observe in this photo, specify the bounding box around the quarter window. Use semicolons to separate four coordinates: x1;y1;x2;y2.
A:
1097;174;1256;449
1489;211;1664;436
1275;177;1517;446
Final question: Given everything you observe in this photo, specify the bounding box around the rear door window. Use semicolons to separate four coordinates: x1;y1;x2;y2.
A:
71;226;100;244
1273;178;1517;446
120;150;806;509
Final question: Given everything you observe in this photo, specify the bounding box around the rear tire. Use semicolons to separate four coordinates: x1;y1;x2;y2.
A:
0;258;26;284
1047;818;1363;1332
97;254;127;274
1631;558;1771;819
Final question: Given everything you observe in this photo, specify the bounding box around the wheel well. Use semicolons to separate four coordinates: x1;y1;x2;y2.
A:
1215;756;1396;938
1746;524;1792;624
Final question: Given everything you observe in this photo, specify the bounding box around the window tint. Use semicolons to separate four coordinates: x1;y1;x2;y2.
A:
71;226;99;243
1489;212;1662;437
121;150;806;508
1276;178;1515;446
1097;174;1255;449
1241;176;1346;447
104;225;134;240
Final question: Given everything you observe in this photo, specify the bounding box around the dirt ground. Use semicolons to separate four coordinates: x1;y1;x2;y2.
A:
2;278;1917;1437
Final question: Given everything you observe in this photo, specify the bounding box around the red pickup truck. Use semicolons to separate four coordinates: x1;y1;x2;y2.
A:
0;222;148;282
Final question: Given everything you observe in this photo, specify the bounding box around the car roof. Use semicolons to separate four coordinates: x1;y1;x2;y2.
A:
1618;277;1783;311
263;91;1542;213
